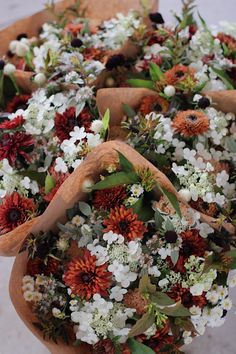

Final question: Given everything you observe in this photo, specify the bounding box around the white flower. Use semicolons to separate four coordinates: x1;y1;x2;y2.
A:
190;284;204;296
158;247;171;260
16;42;29;57
130;184;144;197
178;189;192;202
110;286;127;301
86;133;103;148
69;126;87;142
148;266;161;277
34;72;47;86
52;308;62;318
54;157;68;173
216;170;229;188
158;278;169;288
197;222;214;238
23;290;34;302
221;298;232;310
72;159;82;170
91;120;104;134
164;85;176;97
227;271;236;288
103;231;123;245
4;63;16;75
108;261;137;288
214;193;225;206
206;291;219;304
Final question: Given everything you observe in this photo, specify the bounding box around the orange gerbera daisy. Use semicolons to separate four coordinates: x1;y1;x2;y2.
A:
64;250;112;300
164;64;195;85
103;205;147;240
139;95;169;115
172;110;210;137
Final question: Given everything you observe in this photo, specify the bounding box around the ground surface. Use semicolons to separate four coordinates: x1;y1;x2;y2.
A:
0;1;236;353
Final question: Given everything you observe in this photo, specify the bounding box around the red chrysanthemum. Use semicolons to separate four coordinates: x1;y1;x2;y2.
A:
139;95;169;115
0;131;34;166
164;64;195;85
27;256;61;277
0;115;25;130
180;229;208;258
217;32;236;57
54;107;92;142
6;94;31;113
93;339;116;354
0;192;36;234
172;110;210;137
103;205;147;241
64;250;112;300
93;186;127;210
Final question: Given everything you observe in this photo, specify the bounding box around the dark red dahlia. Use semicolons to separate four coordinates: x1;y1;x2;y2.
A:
93;185;127;210
0;115;25;130
54;107;91;142
0;131;34;166
6;94;31;113
0;192;36;234
26;257;61;276
168;285;207;309
180;229;208;258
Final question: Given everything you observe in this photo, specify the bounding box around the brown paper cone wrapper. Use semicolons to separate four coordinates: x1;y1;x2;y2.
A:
9;141;234;353
206;90;236;114
0;0;158;92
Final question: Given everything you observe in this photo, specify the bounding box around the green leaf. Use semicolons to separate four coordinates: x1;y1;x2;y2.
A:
225;136;236;153
149;63;164;81
122;103;136;118
78;201;92;216
128;312;156;337
127;338;156;354
132;196;154;222
127;79;155;90
156;184;182;218
154;210;164;229
139;274;156;295
91;172;140;190
165;218;175;231
102;108;110;132
117;151;134;172
198;12;214;45
45;174;56;194
160;302;191;317
224;250;236;269
211;67;235;90
150;292;175;307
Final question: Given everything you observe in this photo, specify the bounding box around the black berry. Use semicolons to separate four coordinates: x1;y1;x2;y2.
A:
165;230;178;243
0;60;5;70
149;12;165;24
105;54;125;70
198;96;211;109
71;38;83;48
16;33;28;40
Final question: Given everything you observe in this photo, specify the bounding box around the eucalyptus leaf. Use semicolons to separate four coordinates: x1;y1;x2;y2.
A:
225;136;236;153
122;103;136;118
171;249;179;266
127;338;156;354
78;201;92;216
91;172;140;190
154;210;164;229
165;218;175;231
76;101;85;116
160;303;191;317
128;312;156;337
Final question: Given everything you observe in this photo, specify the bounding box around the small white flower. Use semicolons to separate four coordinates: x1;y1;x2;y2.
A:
164;85;176;97
4;63;16;75
34;72;47;86
158;247;171;260
69;126;87;142
216;170;229;188
91;120;104;134
197;222;214;238
158;278;169;288
221;298;232;310
54;157;68;173
23;290;34;302
178;188;192;202
103;231;122;245
148;266;161;277
110;286;127;301
190;284;204;296
16;42;29;57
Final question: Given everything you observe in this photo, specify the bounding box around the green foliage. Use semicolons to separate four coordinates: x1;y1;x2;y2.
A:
45;174;56;194
127;79;155;90
127;338;156;354
128;311;156;337
92;172;140;190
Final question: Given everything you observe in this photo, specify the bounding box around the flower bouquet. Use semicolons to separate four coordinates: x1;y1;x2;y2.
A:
10;141;236;354
0;0;157;94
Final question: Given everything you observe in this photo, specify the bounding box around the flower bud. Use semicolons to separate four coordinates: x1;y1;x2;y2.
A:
164;85;176;97
34;72;47;86
3;63;16;75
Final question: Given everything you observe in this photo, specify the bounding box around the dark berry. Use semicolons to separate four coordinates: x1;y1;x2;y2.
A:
16;33;28;40
105;54;125;70
71;38;83;48
149;12;165;24
165;230;178;243
7;50;14;58
198;96;211;109
0;60;5;70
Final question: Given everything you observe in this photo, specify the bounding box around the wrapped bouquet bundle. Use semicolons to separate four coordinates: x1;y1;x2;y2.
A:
0;0;157;93
10;141;236;354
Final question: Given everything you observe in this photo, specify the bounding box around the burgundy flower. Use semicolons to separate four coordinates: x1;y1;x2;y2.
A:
54;107;91;142
0;131;34;166
44;170;69;203
0;192;36;234
6;94;31;113
93;186;127;210
0;115;25;130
